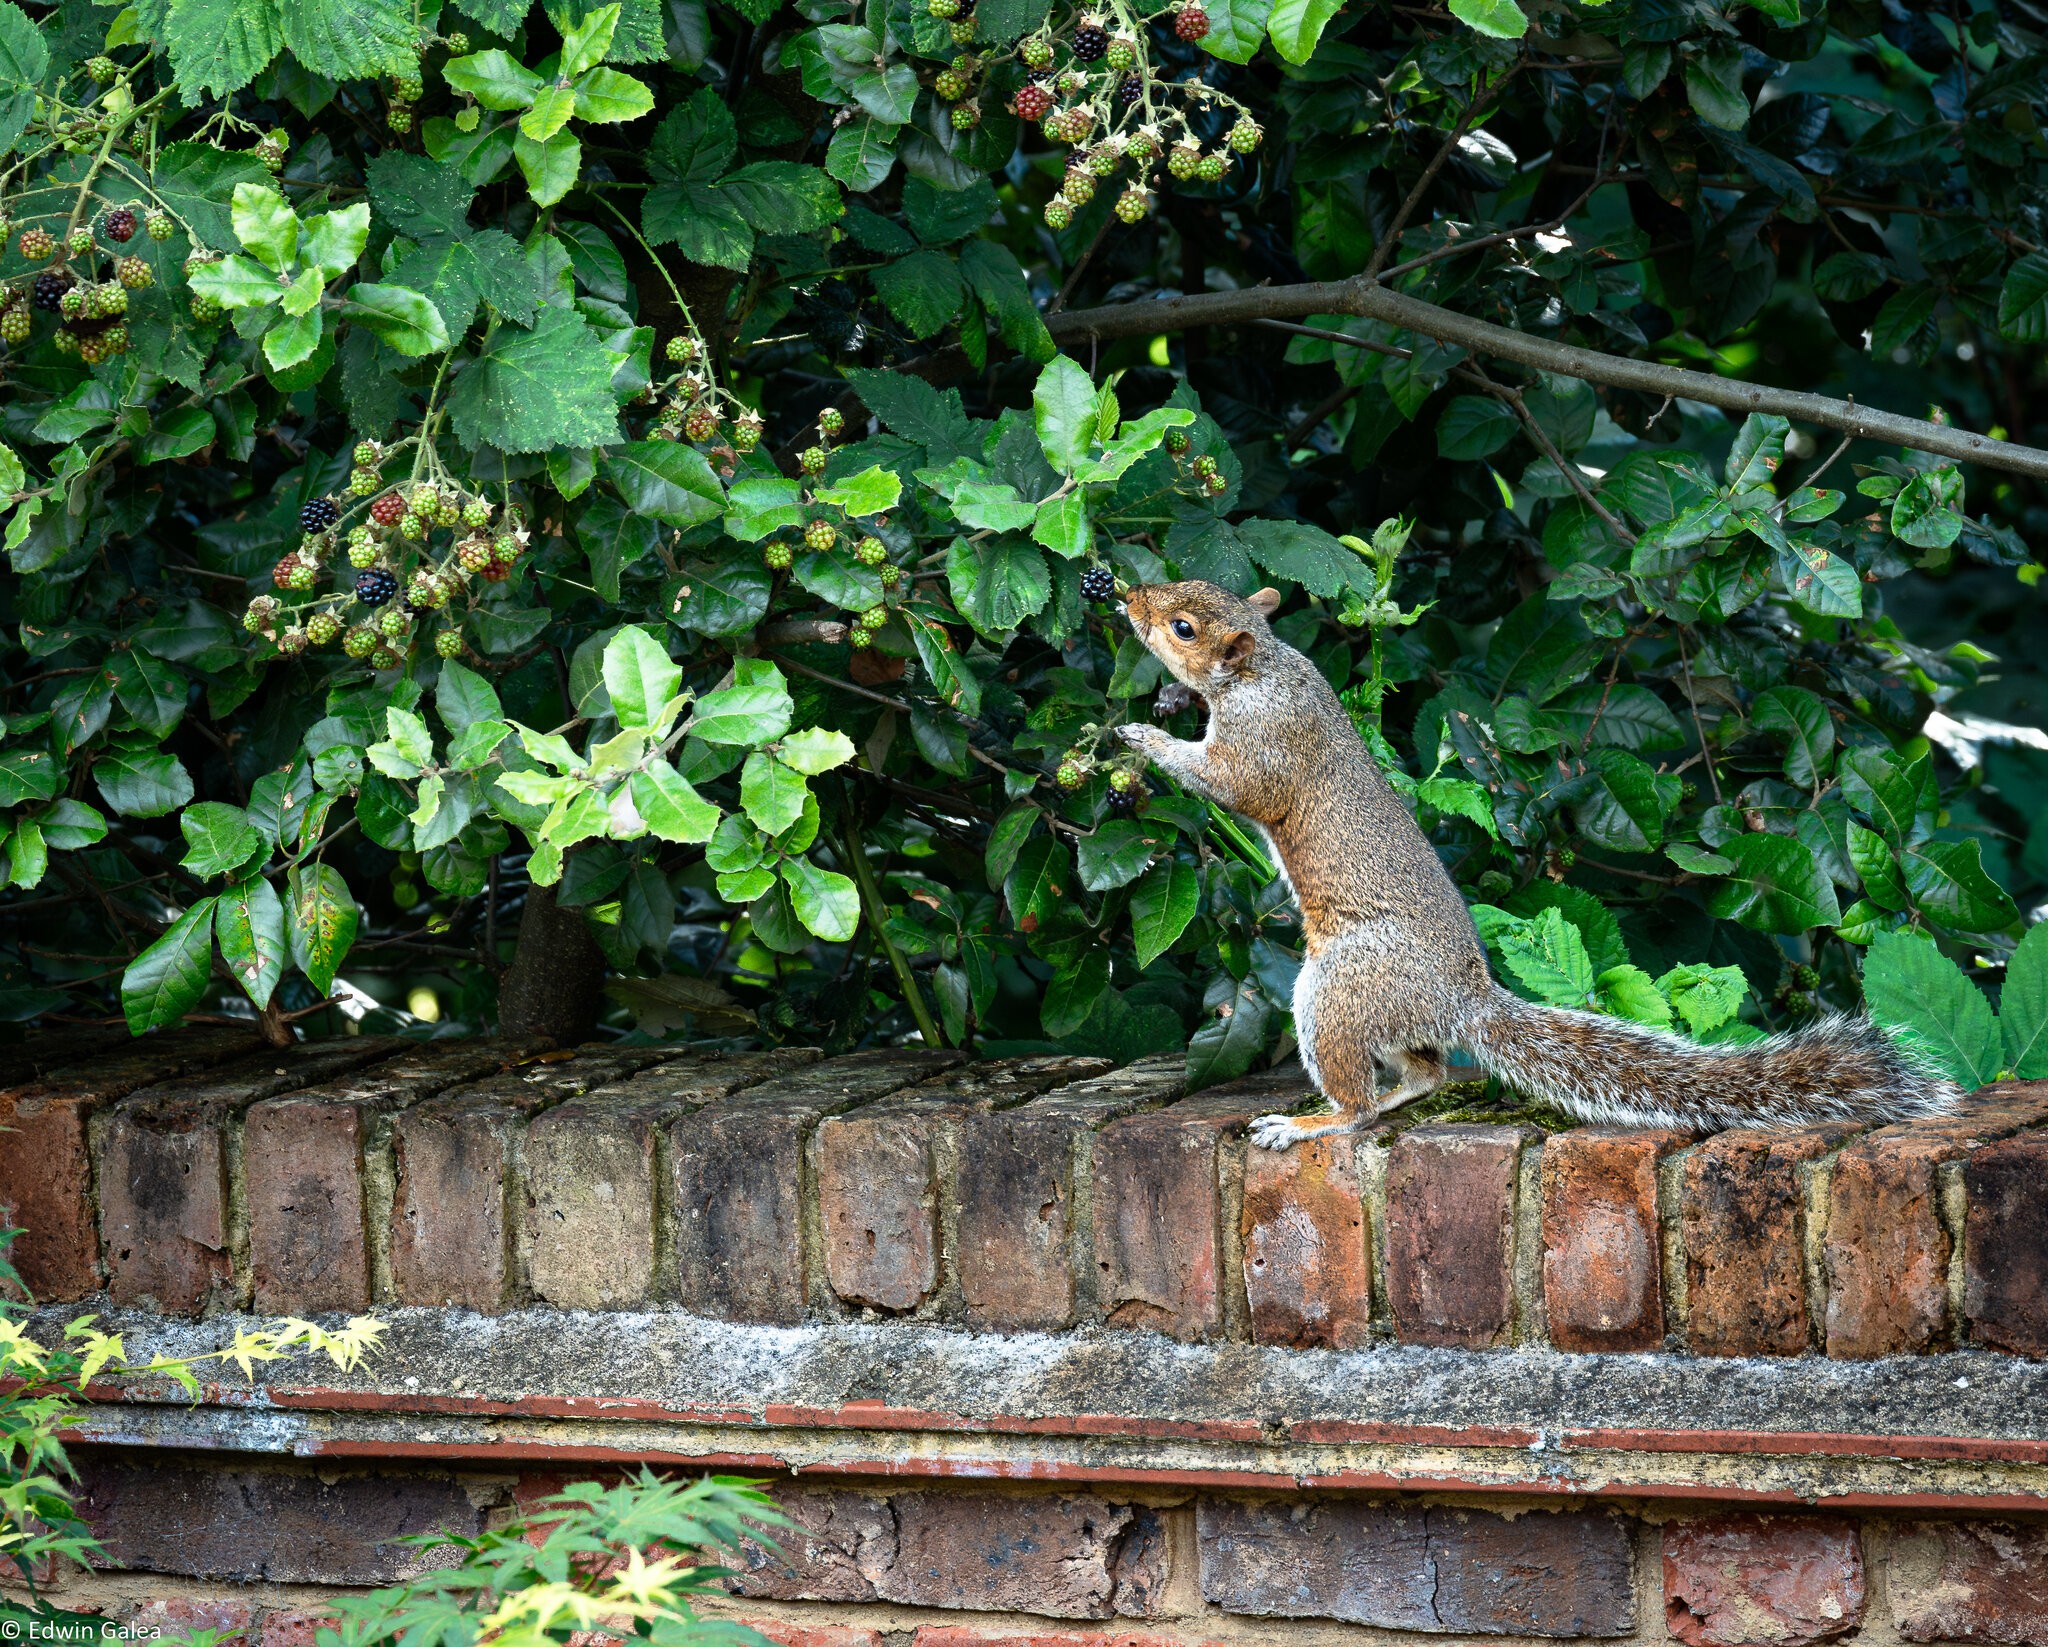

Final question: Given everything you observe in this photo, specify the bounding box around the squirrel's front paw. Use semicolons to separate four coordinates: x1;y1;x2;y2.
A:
1247;1113;1306;1152
1116;722;1170;756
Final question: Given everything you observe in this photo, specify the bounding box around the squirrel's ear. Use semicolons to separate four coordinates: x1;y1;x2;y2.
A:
1247;587;1282;616
1218;629;1256;671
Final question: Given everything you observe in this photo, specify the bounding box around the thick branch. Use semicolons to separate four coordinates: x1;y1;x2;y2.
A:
1046;280;2048;481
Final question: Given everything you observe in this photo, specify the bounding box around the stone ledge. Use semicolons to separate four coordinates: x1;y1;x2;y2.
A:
49;1307;2048;1508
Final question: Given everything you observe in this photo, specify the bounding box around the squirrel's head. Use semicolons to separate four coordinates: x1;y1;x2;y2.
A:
1123;580;1282;690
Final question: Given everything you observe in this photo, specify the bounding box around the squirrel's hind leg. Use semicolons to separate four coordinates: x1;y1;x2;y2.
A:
1247;1012;1382;1150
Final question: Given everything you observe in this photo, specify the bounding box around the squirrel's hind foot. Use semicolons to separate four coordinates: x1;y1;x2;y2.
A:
1248;1110;1364;1150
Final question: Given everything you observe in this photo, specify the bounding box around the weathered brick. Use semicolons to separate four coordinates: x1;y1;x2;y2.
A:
1965;1135;2048;1357
1385;1125;1530;1349
727;1486;897;1601
257;1611;338;1647
1664;1514;1864;1646
524;1051;817;1310
815;1056;1109;1313
1093;1069;1309;1341
0;1024;130;1087
390;1046;683;1309
0;1029;259;1301
1825;1134;1962;1358
1241;1134;1370;1348
1892;1520;2048;1645
956;1057;1183;1332
129;1597;256;1644
1543;1128;1687;1353
672;1050;960;1323
909;1633;1200;1647
96;1040;401;1314
1682;1125;1856;1357
245;1042;526;1314
879;1492;1158;1618
1198;1498;1633;1636
76;1458;481;1584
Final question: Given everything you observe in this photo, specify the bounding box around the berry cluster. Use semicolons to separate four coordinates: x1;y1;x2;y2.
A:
242;446;529;668
756;413;910;646
4;206;171;360
1054;742;1149;812
645;332;763;462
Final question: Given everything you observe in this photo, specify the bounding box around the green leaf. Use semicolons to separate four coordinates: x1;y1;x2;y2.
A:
122;899;218;1034
231;182;299;272
952;481;1038;533
0;1;50;156
718;163;843;234
778;726;856;776
280;0;416;80
1724;413;1788;490
515;128;582;206
262;307;325;372
216;874;287;1008
1779;538;1863;617
1033;355;1098;473
605;441;723;526
1997;252;2048;344
780;856;858;941
0;745;59;808
1033;492;1090;560
632;763;720;842
602;627;682;731
1848;822;1908;911
741;750;808;835
671;560;771;637
1707;834;1841;933
1448;0;1525;37
688;659;794;745
1236;519;1359;598
387;707;435;768
190;254;285;311
1863;929;2000;1088
1657;962;1749;1034
570;65;655;125
181;802;265;878
449;306;621;453
5;818;45;889
444;48;543;109
1683;43;1749;130
95;747;193;817
873;249;965;340
2001;920;2048;1079
827;117;899;190
1197;0;1271;61
1130;857;1200;968
1751;685;1835;785
164;0;283;99
1188;975;1271;1088
37;798;108;853
958;238;1055;363
724;478;805;542
436;657;502;734
1497;906;1597;1007
365;151;477;240
814;465;902;518
1437;395;1518;460
1902;839;2020;934
1597;964;1673;1028
1890;468;1966;551
947;535;1053;636
909;612;982;716
344;283;450;355
1572;747;1676;852
1266;0;1344;61
286;863;358;994
558;0;619;73
1077;819;1159;891
642;180;752;269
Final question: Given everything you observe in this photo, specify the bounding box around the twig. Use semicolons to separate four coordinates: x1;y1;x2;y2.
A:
841;813;947;1048
1365;68;1516;281
1675;627;1723;806
1285;382;1360;450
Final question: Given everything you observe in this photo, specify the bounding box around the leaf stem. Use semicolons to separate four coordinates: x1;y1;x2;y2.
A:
840;813;947;1047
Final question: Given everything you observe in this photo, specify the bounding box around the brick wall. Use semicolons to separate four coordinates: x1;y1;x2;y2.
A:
7;1031;2045;1357
7;1029;2048;1647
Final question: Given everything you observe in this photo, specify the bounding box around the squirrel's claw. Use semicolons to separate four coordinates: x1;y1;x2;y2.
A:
1247;1113;1306;1151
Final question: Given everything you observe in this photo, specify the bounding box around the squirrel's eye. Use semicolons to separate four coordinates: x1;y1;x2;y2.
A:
1171;619;1195;640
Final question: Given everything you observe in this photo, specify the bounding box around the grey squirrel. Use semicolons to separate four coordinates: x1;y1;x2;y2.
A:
1114;579;1962;1149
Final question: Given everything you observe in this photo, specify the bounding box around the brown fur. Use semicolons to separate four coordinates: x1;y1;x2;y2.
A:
1117;580;1961;1147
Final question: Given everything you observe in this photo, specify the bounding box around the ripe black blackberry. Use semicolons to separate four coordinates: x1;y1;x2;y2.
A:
300;497;339;532
103;207;136;242
31;271;72;312
1071;15;1108;60
1115;72;1142;107
354;568;398;607
1080;566;1116;601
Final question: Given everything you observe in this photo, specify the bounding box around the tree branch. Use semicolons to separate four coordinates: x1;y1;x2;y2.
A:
1046;281;2048;481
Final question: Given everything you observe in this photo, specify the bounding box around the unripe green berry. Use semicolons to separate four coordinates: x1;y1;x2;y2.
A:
435;628;464;658
951;102;981;130
492;533;519;565
87;55;116;83
818;406;845;437
376;607;411;639
1226;117;1261;153
462;497;491;528
1043;195;1073;230
1116;187;1149;223
799;445;828;475
733;412;764;452
763;540;794;571
1056;760;1086;790
67;227;91;256
343;625;378;658
145;208;173;241
855;536;888;566
1196;152;1227;182
857;605;887;631
307;611;343;645
370;645;402;670
804;518;837;551
350;467;379;496
399;511;426;539
879;564;903;590
849;627;874;649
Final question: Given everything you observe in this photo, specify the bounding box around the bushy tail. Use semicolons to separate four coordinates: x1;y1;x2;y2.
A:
1465;987;1961;1131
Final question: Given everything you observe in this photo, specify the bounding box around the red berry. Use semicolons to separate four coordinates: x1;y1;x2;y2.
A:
370;493;406;526
103;208;136;242
1013;83;1052;122
1175;2;1209;37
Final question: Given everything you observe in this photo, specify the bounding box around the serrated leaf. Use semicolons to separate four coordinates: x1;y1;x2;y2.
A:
1497;906;1597;1007
688;658;793;745
444;48;542;109
449;305;620;453
165;0;283;99
1707;833;1841;933
1267;0;1344;61
1033;355;1098;474
2001;921;2048;1079
515;128;581;206
740;750;808;835
1863;929;1999;1088
783;857;860;941
572;65;653;123
280;0;417;83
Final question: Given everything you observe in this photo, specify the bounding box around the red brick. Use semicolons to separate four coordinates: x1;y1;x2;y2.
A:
910;1633;1204;1647
0;1023;130;1085
956;1058;1183;1331
673;1050;959;1323
524;1052;814;1310
879;1493;1160;1618
741;1626;884;1647
1824;1135;1961;1358
1965;1135;2048;1357
1199;1497;1634;1635
389;1046;678;1309
0;1029;258;1300
727;1485;896;1601
76;1457;481;1584
1092;1070;1308;1341
257;1611;338;1647
98;1040;399;1313
1241;1135;1370;1348
246;1042;520;1314
814;1056;1108;1313
1892;1520;2048;1644
128;1597;256;1644
1664;1514;1865;1646
1682;1125;1856;1357
1385;1124;1530;1349
1542;1128;1687;1353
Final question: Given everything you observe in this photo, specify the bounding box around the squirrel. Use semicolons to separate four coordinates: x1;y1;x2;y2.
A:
1114;579;1962;1149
